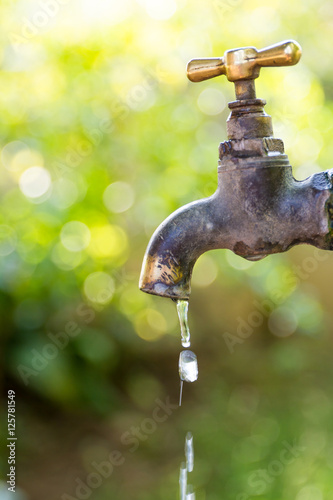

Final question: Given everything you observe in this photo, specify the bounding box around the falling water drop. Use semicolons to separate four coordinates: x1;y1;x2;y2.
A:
179;350;198;382
179;461;187;500
186;485;196;499
177;299;191;348
185;432;194;472
178;350;198;406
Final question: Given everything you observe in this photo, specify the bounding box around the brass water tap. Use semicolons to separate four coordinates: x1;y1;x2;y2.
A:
187;40;302;99
139;40;333;300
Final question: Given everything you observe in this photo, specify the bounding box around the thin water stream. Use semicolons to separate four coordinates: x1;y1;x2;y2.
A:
177;300;191;348
177;300;198;406
185;432;194;473
176;300;197;499
179;432;195;500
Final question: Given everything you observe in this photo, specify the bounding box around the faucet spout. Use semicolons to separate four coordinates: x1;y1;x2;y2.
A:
139;196;219;300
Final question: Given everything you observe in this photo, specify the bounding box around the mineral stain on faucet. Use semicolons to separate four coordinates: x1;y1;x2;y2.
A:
139;40;333;302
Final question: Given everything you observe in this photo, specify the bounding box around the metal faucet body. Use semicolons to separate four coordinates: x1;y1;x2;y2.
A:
139;41;333;300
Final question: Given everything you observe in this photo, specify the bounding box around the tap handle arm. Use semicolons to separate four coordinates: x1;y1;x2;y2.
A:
187;40;302;83
256;40;302;68
186;57;226;83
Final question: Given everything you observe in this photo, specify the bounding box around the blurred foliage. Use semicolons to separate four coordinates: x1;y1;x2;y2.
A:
2;0;333;499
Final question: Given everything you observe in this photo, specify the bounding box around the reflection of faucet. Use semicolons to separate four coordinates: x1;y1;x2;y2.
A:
139;41;333;300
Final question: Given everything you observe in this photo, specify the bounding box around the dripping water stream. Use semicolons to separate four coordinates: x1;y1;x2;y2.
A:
177;300;191;348
179;432;195;500
176;300;198;499
177;300;198;406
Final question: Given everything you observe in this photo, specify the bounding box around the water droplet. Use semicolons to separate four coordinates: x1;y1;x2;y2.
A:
186;485;196;499
179;350;198;382
177;299;191;347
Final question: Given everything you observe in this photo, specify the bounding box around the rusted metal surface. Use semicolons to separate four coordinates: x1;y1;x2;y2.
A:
139;40;333;300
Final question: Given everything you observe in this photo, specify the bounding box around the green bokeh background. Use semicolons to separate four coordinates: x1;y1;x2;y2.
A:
1;0;333;499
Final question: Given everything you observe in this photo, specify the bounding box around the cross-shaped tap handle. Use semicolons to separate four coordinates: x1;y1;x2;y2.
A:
187;40;302;100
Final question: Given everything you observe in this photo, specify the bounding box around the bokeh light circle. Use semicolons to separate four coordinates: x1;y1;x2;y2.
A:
268;306;298;337
51;243;83;271
89;224;128;260
1;141;37;172
296;485;323;500
51;178;79;209
103;181;134;213
19;166;51;199
197;88;226;115
134;309;167;341
192;254;218;287
84;272;115;304
60;221;91;252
